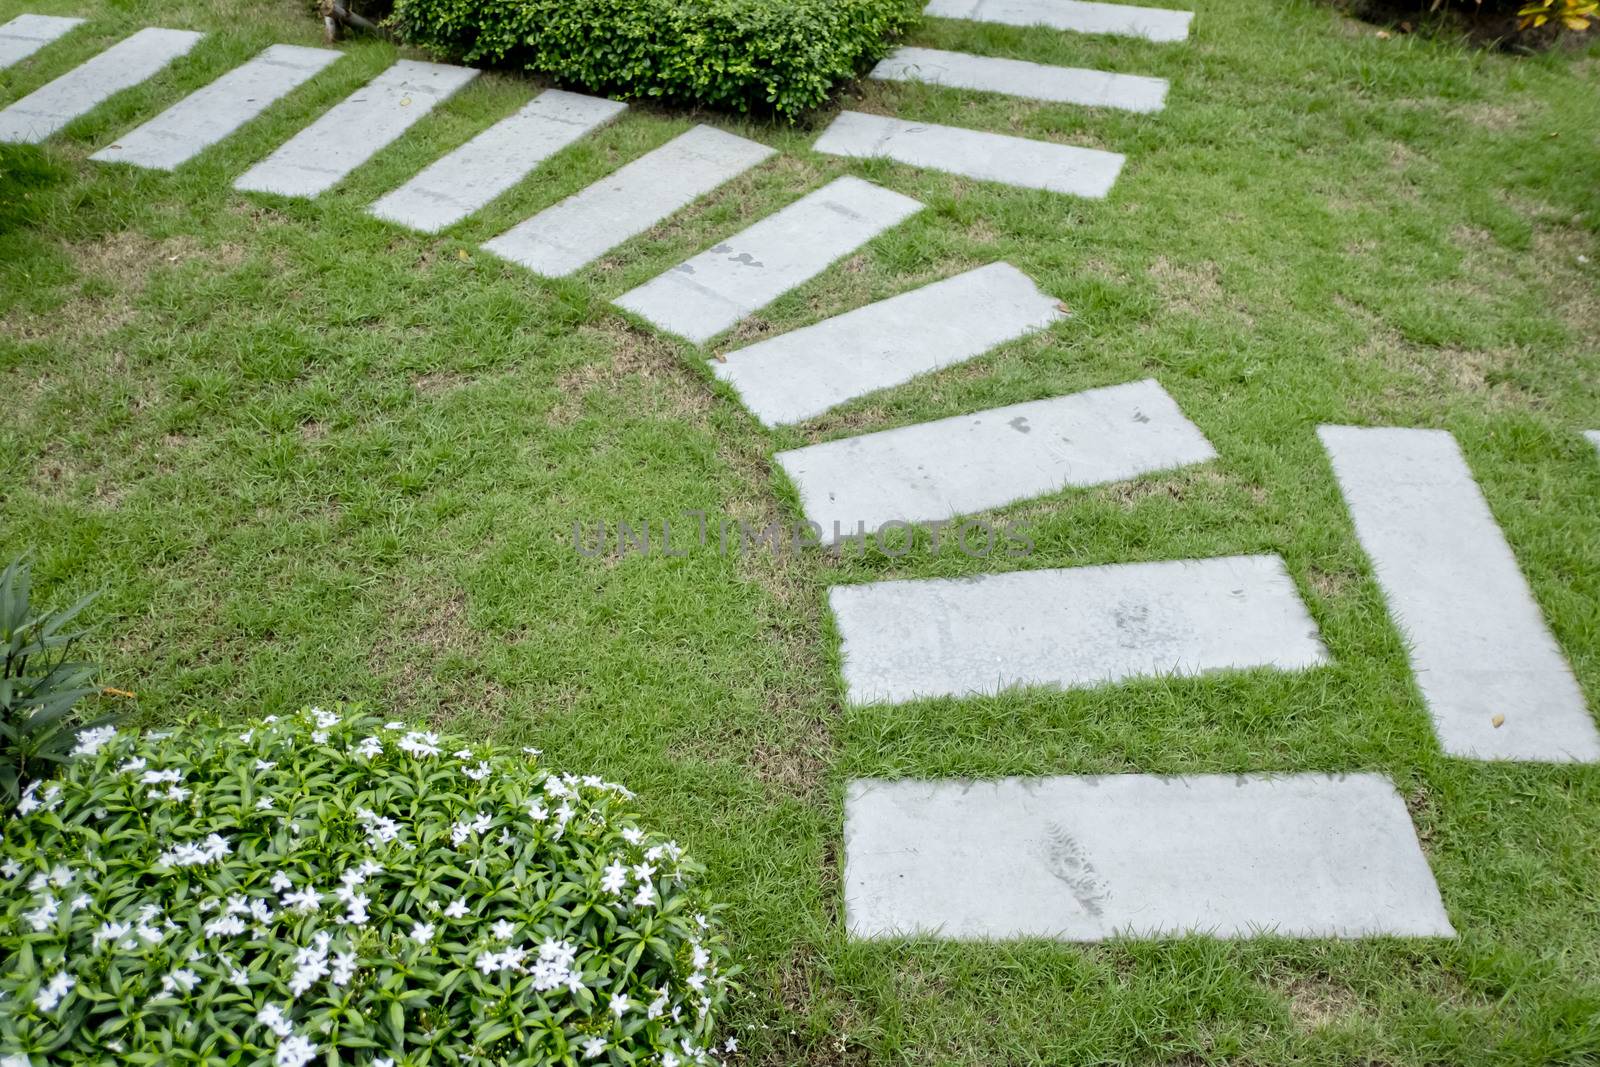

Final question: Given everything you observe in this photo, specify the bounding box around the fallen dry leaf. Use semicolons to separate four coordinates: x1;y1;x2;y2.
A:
1492;714;1506;728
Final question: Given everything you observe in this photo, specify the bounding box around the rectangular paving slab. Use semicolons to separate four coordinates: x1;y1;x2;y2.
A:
777;379;1214;536
369;89;627;233
0;13;84;71
481;125;776;278
844;774;1455;940
830;555;1329;705
812;111;1124;198
0;27;202;144
613;176;924;344
233;59;478;198
924;0;1194;42
713;262;1064;427
89;44;340;171
1319;425;1599;762
871;46;1168;112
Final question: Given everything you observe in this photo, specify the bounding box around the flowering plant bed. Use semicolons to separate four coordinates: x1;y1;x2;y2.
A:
0;708;733;1065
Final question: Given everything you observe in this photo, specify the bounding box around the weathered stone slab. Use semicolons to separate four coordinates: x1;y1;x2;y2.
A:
713;262;1063;426
0;14;84;71
481;125;775;277
90;44;339;171
1318;426;1600;762
0;27;202;144
369;89;626;233
872;46;1168;112
1586;430;1600;454
924;0;1194;42
830;555;1328;705
812;111;1124;198
233;59;478;198
844;774;1455;940
778;379;1214;535
614;176;923;344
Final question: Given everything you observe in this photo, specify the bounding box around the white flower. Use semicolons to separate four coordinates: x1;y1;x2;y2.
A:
463;761;491;781
647;989;669;1019
724;1037;739;1053
601;862;628;895
443;899;468;920
331;952;357;986
453;749;474;759
3;1054;33;1067
522;746;542;756
282;887;321;913
1;859;19;879
270;871;293;893
312;707;340;729
580;1036;607;1059
411;922;435;944
93;920;131;951
257;1004;293;1037
23;897;58;932
275;1033;316;1067
527;800;548;822
632;882;655;908
662;1052;680;1067
621;827;645;846
383;721;404;730
355;736;383;760
240;729;256;743
256;797;274;811
72;725;118;757
288;937;331;997
229;967;251;988
156;833;230;868
397;731;440;758
161;969;200;995
692;944;711;970
204;914;247;937
311;731;329;744
255;759;276;771
141;769;182;785
34;971;75;1012
609;993;629;1016
489;919;516;941
118;756;147;774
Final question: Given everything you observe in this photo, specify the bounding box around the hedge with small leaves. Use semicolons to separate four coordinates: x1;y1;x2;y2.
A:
0;707;734;1066
388;0;920;119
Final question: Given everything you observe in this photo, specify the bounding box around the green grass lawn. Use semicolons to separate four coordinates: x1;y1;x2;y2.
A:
3;0;1599;1061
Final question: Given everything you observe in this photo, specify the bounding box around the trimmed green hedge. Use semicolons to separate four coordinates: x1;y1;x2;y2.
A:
389;0;921;119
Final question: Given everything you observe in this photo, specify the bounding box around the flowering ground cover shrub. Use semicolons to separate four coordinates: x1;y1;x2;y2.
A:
388;0;921;119
0;707;734;1065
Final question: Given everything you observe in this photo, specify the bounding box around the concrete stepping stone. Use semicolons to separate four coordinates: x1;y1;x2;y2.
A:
924;0;1194;42
813;111;1124;198
369;89;626;233
831;555;1328;705
0;27;202;145
482;125;775;278
1586;430;1600;454
844;774;1454;940
613;176;923;344
1319;426;1600;762
0;13;84;71
233;59;478;199
871;46;1168;113
778;379;1214;536
89;44;339;171
713;262;1063;427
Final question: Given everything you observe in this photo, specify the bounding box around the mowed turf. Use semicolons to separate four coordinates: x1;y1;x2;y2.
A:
2;0;1599;1062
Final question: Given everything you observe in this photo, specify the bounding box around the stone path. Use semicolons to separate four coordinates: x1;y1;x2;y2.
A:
776;379;1215;536
1586;430;1600;453
844;774;1454;939
924;0;1194;42
614;176;924;344
0;27;201;144
1319;426;1599;763
370;89;626;233
830;555;1329;706
814;111;1125;198
90;44;339;171
713;262;1063;426
234;59;477;198
0;13;82;70
482;125;775;278
871;46;1168;112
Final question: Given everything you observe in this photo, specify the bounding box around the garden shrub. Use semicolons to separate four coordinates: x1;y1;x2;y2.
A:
0;707;734;1065
388;0;922;120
